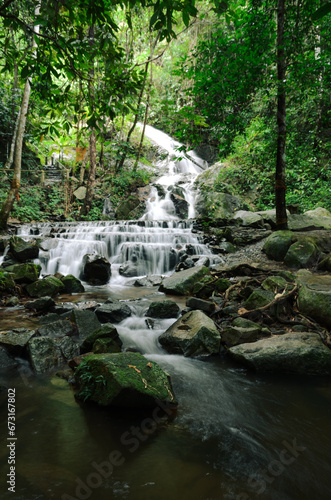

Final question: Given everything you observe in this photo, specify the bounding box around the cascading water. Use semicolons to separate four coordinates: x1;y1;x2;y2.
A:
3;127;331;500
18;125;216;282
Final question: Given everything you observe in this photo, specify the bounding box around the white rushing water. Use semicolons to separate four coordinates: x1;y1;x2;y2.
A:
18;125;216;282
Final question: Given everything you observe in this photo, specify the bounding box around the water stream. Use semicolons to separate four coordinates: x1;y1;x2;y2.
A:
1;126;331;499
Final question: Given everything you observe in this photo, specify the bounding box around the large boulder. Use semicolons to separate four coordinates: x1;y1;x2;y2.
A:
25;296;55;313
80;324;122;354
61;274;85;293
146;300;180;319
70;310;101;340
28;337;63;374
0;271;15;293
170;193;189;219
232;210;263;228
81;254;111;285
263;231;294;261
284;238;319;268
4;263;41;284
74;352;178;409
95;302;131;323
228;332;331;375
9;236;39;262
158;310;220;357
26;276;65;298
159;265;211;296
297;273;331;329
0;328;35;356
0;347;17;369
37;319;74;338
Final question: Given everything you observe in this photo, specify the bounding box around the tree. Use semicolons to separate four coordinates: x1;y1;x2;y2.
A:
275;0;287;229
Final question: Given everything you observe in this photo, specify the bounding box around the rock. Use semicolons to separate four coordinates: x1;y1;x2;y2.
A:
37;319;74;338
284;239;318;268
54;302;78;314
195;191;243;219
9;236;39;262
263;231;294;261
232;210;263;227
243;289;274;310
170;193;189;219
5;296;19;307
221;325;263;347
71;310;101;340
26;276;65;298
102;197;116;219
0;328;35;355
228;332;331;375
297;274;331;329
39;313;60;324
119;262;139;278
25;296;55;313
288;214;331;231
81;324;122;354
0;272;15;293
158;310;220;357
0;346;17;369
4;263;41;284
262;276;289;293
186;297;215;314
95;302;131;323
68;353;94;369
232;317;264;330
92;338;122;354
28;337;63;373
131;275;164;287
304;207;331;218
82;254;111;285
116;195;143;220
159;265;211;296
318;253;331;272
61;274;85;293
55;336;80;360
146;300;180;319
75;352;178;408
73;186;86;200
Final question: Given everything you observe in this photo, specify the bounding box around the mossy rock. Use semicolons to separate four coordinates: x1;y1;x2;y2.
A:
81;324;122;354
244;289;274;310
92;338;122;354
0;272;15;293
146;300;180;319
298;284;331;329
262;276;289;293
263;230;294;261
75;352;178;408
159;266;211;296
284;239;318;268
61;274;85;293
9;236;39;262
26;276;65;298
4;263;41;284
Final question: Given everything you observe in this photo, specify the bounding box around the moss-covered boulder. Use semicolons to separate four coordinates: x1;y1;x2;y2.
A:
61;274;85;293
26;276;65;298
71;310;101;340
0;271;15;293
82;255;111;285
159;265;211;296
317;253;331;272
146;300;180;319
9;236;39;262
158;309;220;357
298;278;331;329
262;231;293;261
74;352;178;408
28;337;62;374
81;324;122;354
4;263;41;284
92;338;122;354
0;328;36;355
262;276;290;293
221;325;263;347
228;332;331;375
284;239;318;268
243;289;274;310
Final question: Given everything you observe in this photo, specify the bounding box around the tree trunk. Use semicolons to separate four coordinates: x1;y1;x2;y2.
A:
275;0;288;229
0;1;40;230
81;25;96;217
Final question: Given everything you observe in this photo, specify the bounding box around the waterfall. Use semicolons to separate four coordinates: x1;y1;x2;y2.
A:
18;126;217;282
